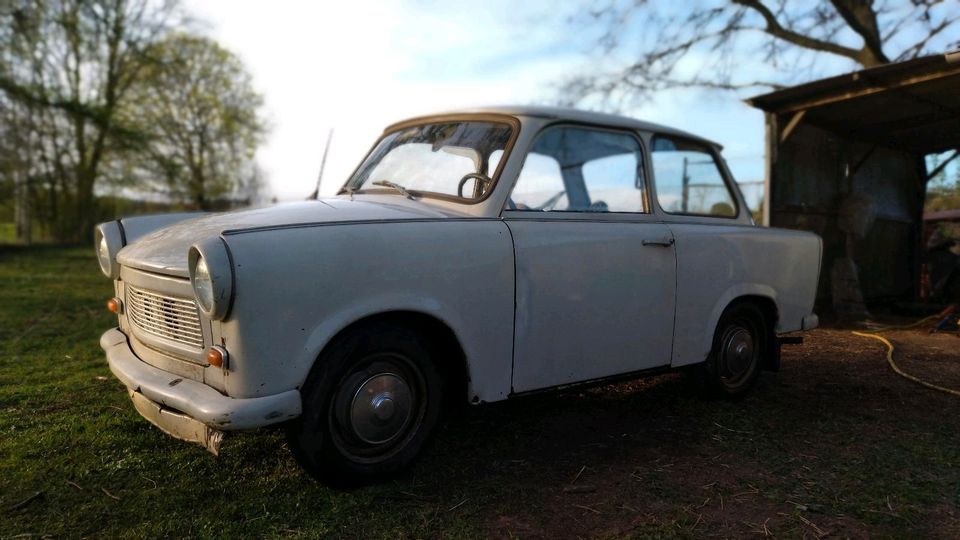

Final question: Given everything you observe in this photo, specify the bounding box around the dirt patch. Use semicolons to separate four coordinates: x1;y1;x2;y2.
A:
415;328;960;538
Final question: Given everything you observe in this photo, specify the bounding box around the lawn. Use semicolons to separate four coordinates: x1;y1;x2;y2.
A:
2;246;959;538
0;224;15;244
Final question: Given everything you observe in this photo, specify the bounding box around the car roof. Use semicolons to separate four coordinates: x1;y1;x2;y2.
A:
387;105;722;150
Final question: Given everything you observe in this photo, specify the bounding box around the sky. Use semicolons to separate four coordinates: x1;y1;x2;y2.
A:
182;0;955;207
182;0;772;206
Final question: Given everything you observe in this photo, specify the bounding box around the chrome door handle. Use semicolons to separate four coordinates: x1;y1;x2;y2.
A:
642;237;675;247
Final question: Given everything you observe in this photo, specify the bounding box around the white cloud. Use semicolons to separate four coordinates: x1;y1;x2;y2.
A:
184;0;768;200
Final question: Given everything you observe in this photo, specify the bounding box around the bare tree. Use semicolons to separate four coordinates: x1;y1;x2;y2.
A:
562;0;960;107
0;0;181;242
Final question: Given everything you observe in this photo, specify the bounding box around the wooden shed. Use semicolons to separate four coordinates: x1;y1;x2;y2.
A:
747;53;960;315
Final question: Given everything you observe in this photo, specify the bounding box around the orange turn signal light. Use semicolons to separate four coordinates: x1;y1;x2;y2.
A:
107;297;123;314
206;346;227;368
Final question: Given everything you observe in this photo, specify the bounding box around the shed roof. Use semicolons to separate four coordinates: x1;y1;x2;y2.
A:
747;53;960;154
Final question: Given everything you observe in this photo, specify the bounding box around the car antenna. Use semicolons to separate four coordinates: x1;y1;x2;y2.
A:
308;128;334;200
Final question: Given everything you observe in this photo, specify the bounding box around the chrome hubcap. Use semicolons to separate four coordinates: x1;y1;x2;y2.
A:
722;326;754;380
349;373;413;445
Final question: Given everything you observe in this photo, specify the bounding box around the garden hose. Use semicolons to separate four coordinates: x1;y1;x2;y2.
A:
860;314;940;332
851;330;960;398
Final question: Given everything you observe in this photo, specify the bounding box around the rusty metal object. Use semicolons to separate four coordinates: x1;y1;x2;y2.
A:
129;390;224;455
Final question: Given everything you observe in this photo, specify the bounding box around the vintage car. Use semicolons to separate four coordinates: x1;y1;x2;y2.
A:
96;106;821;487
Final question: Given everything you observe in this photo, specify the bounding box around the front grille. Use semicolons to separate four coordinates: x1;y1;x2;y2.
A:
127;286;204;349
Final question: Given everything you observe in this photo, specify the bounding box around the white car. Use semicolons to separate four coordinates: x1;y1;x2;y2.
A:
96;107;821;487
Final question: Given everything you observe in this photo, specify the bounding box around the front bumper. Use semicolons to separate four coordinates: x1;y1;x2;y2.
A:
100;329;301;450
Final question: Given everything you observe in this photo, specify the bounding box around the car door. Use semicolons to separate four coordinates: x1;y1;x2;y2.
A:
504;125;677;393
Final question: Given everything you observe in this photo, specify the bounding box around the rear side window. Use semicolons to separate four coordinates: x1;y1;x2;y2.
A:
509;126;648;213
651;136;737;217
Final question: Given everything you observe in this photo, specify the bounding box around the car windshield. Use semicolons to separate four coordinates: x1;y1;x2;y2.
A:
346;121;514;201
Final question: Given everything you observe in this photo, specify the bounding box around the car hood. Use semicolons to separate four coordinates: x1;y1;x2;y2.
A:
116;198;458;278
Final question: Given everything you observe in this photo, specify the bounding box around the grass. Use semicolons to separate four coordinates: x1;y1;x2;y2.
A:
2;246;959;538
0;247;484;538
0;223;15;244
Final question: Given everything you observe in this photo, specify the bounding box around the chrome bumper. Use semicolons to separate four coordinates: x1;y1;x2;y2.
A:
100;329;301;451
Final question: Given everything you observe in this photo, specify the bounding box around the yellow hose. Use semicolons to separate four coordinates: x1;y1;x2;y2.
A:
851;331;960;398
860;314;940;332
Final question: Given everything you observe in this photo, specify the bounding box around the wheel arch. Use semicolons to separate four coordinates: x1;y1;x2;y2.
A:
712;293;781;372
304;310;472;406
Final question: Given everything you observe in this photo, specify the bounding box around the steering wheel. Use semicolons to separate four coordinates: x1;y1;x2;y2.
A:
457;173;492;198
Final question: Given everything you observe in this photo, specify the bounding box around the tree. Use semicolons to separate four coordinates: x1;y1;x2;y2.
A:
0;0;181;242
122;34;265;209
562;0;960;107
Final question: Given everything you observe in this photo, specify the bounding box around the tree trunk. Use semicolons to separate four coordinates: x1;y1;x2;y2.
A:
74;166;98;244
14;170;32;244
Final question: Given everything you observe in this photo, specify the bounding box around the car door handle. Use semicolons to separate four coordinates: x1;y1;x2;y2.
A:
642;237;675;247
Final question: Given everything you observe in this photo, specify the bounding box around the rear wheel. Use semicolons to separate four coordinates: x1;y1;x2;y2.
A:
286;323;443;488
702;302;769;398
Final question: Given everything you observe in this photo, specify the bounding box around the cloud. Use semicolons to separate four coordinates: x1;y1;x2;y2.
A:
185;0;767;200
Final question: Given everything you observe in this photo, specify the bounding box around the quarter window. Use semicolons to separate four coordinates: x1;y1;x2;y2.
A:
508;127;647;213
651;136;737;217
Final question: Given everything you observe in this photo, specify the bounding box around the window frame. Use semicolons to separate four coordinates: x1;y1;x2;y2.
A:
503;122;653;218
648;133;741;220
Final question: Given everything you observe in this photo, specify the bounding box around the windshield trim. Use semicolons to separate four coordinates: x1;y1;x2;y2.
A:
340;113;522;205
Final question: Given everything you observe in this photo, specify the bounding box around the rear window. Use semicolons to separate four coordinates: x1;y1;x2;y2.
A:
651;136;737;218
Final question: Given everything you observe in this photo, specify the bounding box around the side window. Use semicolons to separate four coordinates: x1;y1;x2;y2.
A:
651;136;737;217
509;126;647;213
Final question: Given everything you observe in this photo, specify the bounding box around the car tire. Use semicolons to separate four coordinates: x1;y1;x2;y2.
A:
700;302;769;398
286;322;444;488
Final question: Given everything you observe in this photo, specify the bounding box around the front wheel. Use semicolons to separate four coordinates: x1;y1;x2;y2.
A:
286;323;443;488
701;302;769;398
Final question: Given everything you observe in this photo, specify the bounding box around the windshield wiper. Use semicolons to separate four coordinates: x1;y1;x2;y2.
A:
372;180;418;200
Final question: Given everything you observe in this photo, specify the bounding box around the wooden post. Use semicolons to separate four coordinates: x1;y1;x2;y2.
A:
762;112;777;227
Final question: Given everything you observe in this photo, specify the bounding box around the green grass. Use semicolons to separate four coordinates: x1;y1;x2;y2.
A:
2;247;959;538
0;223;15;244
0;247;486;538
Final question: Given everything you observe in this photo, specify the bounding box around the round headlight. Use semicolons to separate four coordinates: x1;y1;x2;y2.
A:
189;239;234;320
97;233;110;275
94;221;124;279
192;255;215;313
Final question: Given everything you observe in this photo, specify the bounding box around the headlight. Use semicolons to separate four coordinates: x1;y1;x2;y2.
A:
192;256;215;313
188;239;234;320
97;233;110;275
94;221;124;279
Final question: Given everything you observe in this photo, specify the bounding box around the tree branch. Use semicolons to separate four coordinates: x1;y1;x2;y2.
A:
733;0;866;63
828;0;890;66
895;14;960;62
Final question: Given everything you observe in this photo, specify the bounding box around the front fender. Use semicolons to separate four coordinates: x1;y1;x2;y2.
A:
216;220;516;403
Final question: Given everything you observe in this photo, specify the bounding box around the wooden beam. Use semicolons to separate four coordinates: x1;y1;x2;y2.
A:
847;145;878;180
764;66;960;114
926;150;960;182
779;110;806;144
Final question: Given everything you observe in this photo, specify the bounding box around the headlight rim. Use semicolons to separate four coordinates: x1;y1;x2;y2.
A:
192;255;215;314
94;221;125;279
188;239;235;321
